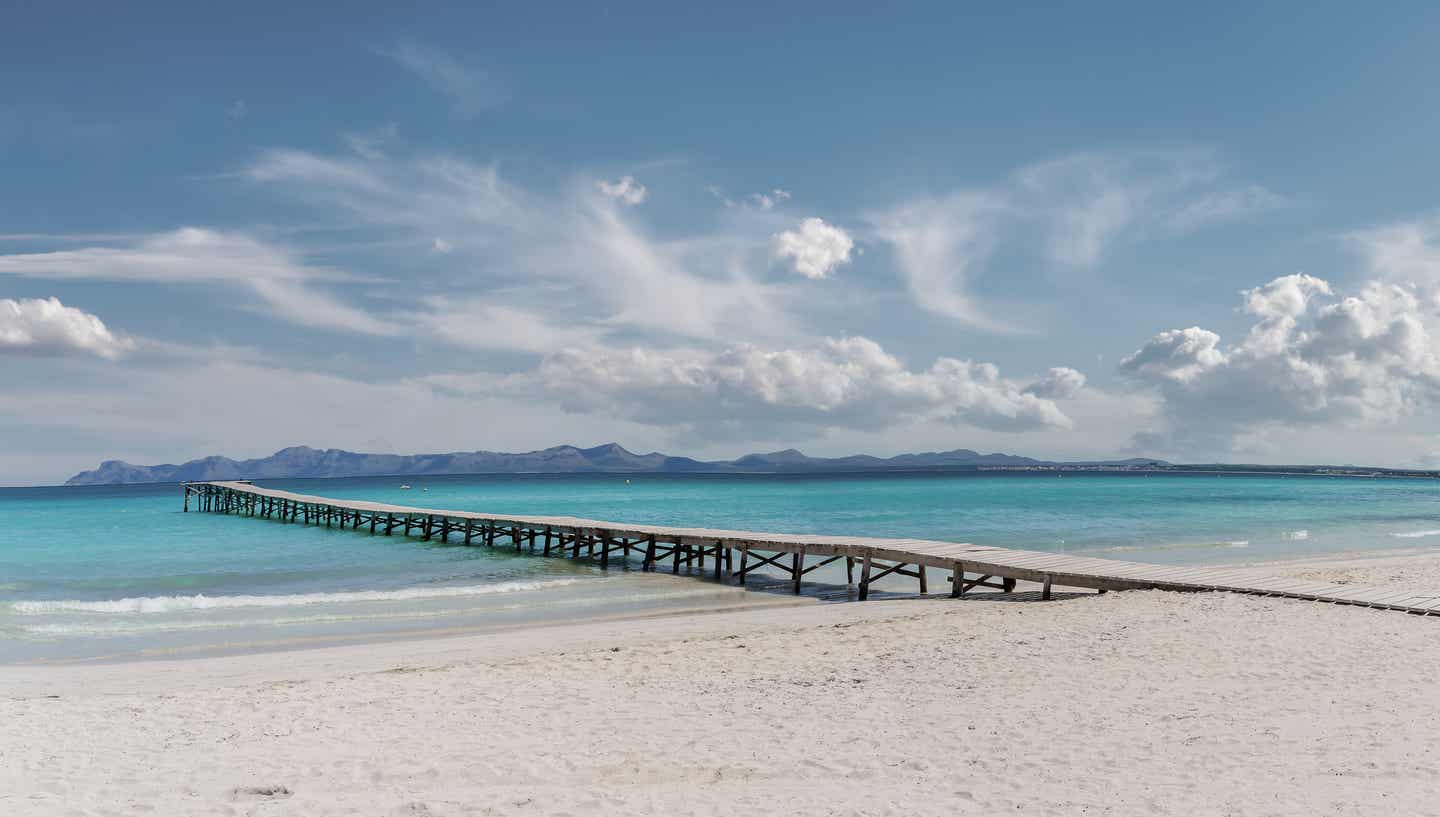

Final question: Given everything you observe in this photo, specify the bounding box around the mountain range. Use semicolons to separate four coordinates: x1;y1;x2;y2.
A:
64;443;1166;485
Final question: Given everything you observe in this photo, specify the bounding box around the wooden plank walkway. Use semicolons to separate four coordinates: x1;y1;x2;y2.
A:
185;481;1440;615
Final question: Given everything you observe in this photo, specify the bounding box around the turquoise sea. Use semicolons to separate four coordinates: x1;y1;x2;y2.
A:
3;472;1439;663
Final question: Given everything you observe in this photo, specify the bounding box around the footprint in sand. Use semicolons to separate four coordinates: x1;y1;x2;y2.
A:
229;784;293;801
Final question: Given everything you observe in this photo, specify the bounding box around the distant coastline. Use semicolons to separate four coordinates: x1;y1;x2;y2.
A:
62;442;1440;486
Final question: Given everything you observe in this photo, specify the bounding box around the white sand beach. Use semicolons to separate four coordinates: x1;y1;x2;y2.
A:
5;551;1440;817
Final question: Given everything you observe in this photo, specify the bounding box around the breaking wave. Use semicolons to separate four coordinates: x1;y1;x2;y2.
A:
8;579;585;615
1391;529;1440;539
1088;539;1251;555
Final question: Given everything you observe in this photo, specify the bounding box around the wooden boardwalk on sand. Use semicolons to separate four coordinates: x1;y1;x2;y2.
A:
187;481;1440;615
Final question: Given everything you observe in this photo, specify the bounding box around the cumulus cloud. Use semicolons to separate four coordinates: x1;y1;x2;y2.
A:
529;336;1079;439
1119;273;1440;454
0;296;133;359
597;176;648;205
1024;367;1087;399
773;218;854;280
0;228;396;336
1118;327;1226;384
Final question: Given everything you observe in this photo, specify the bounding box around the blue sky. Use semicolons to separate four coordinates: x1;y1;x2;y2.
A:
5;2;1440;484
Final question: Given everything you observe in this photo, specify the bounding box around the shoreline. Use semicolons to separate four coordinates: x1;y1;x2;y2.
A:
4;541;1435;672
6;548;1440;815
5;547;1440;815
5;543;1437;682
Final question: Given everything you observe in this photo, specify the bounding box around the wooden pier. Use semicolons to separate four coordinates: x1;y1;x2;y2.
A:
186;481;1440;614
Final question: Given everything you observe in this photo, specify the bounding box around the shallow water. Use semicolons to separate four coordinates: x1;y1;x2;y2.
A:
3;472;1438;662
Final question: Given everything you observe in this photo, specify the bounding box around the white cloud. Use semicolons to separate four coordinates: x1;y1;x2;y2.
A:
344;122;399;160
1117;326;1225;384
1024;367;1087;399
417;300;602;354
0;228;396;336
751;189;791;210
380;41;507;117
868;192;1011;330
528;336;1080;439
1119;273;1440;454
707;186;792;210
0;297;134;359
1166;184;1287;233
870;150;1285;332
244;146;799;347
773;217;854;280
1346;213;1440;285
597;176;648;205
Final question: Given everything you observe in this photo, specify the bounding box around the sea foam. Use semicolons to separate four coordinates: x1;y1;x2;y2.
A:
1391;529;1440;539
9;578;585;615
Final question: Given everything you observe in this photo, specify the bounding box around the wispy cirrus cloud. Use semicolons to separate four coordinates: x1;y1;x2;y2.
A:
379;41;508;117
596;176;648;205
0;228;397;336
1345;212;1440;285
868;149;1288;332
242;145;800;349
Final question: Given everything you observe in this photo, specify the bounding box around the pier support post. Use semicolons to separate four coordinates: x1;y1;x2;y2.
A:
643;535;656;570
543;527;552;555
1042;575;1053;601
951;562;965;598
859;554;873;601
791;549;804;594
599;533;611;569
714;541;724;580
918;565;928;595
737;546;750;585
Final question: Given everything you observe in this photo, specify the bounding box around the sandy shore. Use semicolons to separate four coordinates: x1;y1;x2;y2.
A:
5;550;1440;816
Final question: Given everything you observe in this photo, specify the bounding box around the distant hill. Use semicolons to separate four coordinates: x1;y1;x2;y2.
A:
63;443;1167;486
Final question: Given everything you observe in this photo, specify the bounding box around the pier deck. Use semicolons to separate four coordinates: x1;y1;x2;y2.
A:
186;481;1440;614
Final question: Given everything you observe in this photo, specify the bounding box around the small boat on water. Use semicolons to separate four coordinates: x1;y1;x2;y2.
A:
399;484;412;490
